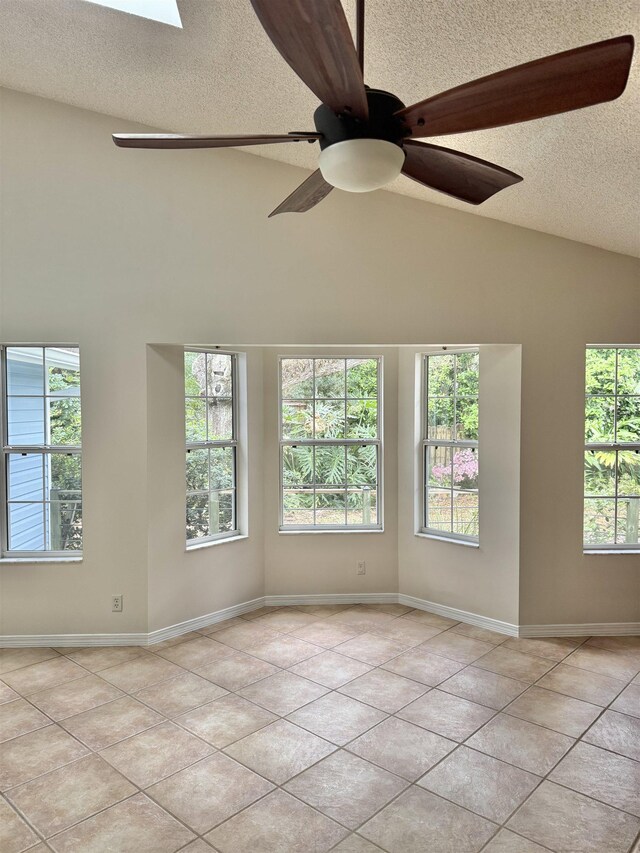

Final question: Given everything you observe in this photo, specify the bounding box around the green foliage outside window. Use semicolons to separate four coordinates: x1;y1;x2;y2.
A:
281;358;379;526
45;355;82;550
185;351;236;542
425;352;479;539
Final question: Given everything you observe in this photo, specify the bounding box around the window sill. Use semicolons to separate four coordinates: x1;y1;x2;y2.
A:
279;528;384;535
584;549;640;556
186;534;247;552
0;556;83;564
416;532;479;548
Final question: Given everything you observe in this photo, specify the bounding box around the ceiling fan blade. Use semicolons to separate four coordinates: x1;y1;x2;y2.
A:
397;35;634;137
402;140;522;205
250;0;368;121
112;133;320;149
356;0;365;73
269;170;333;217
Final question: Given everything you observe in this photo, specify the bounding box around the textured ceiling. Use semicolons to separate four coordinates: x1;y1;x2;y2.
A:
1;0;639;256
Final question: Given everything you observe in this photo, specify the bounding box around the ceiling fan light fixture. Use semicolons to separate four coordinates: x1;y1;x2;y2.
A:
318;138;405;192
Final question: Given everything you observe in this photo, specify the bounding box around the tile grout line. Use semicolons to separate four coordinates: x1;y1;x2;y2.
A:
1;610;638;853
205;629;638;850
1;790;50;848
3;609;398;848
169;617;635;846
108;611;461;849
274;627;638;851
473;639;640;853
435;662;638;852
2;648;212;844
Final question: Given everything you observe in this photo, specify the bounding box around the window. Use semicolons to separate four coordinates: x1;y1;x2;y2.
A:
279;357;382;530
584;346;639;550
421;351;479;542
1;346;82;557
185;350;238;545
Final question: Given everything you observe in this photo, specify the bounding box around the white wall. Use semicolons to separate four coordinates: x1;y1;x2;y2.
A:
1;89;638;638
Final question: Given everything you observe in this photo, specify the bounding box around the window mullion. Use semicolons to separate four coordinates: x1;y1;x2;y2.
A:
423;355;428;443
3;445;82;453
449;451;454;533
423;440;478;448
281;439;379;447
423;446;428;529
343;358;347;432
613;448;619;545
186;440;237;450
453;352;458;444
185;350;239;546
312;360;316;442
42;453;47;551
614;348;618;444
232;445;237;532
312;444;317;527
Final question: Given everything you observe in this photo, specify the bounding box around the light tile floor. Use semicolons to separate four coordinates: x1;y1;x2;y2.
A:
1;606;639;853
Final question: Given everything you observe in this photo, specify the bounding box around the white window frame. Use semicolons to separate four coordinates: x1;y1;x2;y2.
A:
584;344;640;552
185;349;239;547
278;355;383;533
420;349;479;545
0;344;83;559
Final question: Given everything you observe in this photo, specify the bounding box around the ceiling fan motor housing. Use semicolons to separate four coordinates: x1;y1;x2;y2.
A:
314;88;407;150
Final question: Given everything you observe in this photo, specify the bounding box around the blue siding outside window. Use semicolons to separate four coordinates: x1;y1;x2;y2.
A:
6;360;45;550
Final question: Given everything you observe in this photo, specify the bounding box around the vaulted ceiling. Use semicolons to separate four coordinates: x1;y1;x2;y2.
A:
1;0;638;256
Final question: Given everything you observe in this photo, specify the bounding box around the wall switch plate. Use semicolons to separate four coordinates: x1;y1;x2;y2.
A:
357;561;366;575
112;595;123;612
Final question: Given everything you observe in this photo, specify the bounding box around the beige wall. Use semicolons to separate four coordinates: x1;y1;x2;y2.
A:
146;345;264;634
262;347;399;597
0;89;638;638
398;346;522;625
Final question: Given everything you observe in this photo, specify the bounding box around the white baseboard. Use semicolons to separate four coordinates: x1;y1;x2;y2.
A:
2;593;638;647
398;594;519;637
0;632;149;648
264;592;398;607
146;597;266;646
0;597;266;648
519;622;640;638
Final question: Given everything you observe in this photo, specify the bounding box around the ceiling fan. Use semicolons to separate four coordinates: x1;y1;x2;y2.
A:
113;1;634;217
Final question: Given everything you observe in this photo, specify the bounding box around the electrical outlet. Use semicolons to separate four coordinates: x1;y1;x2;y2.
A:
357;560;366;575
112;595;123;613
